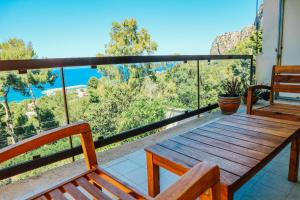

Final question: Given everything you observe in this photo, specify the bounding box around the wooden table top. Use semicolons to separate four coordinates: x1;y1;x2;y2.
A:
145;113;300;191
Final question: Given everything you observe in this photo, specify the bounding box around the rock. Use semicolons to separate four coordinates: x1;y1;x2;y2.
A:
210;26;255;55
210;3;263;55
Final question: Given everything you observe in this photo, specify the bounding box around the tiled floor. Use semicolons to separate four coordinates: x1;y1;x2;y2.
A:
3;102;300;199
103;145;300;200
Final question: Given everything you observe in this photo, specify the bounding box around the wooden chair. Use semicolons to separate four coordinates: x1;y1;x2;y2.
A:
247;65;300;120
0;122;220;200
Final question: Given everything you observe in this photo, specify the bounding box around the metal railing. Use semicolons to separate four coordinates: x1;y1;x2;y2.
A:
0;54;253;180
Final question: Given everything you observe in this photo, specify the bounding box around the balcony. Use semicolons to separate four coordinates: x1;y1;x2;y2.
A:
1;55;300;200
1;102;300;200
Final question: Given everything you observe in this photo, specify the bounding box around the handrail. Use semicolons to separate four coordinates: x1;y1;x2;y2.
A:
0;55;252;71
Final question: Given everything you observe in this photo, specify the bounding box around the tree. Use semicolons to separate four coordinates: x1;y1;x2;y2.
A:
117;98;165;133
0;38;36;143
0;38;58;142
0;73;29;143
23;70;58;131
105;19;157;56
87;77;99;103
101;19;158;82
0;38;35;60
84;81;136;137
37;107;59;130
11;103;36;140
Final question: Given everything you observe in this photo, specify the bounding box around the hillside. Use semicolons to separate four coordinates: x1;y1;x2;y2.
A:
210;26;255;55
210;3;263;55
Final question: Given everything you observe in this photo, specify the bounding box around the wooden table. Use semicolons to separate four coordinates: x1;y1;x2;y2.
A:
145;113;300;200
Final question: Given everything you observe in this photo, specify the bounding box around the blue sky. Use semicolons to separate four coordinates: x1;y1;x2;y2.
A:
0;0;260;58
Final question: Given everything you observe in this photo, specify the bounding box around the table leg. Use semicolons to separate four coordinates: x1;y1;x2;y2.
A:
220;185;233;200
146;152;160;197
288;136;300;182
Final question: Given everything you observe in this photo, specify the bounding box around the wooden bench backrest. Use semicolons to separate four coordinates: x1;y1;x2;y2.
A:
271;66;300;101
0;122;98;170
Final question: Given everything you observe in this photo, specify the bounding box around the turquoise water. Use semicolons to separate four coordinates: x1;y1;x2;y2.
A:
6;63;175;102
7;67;101;102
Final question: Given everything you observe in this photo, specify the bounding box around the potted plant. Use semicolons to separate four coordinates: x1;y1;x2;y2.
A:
241;81;260;104
218;77;242;115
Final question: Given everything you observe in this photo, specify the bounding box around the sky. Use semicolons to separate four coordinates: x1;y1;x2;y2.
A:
0;0;261;58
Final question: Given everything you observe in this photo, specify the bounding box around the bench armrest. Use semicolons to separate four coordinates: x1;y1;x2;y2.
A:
247;85;272;114
0;122;98;170
154;162;220;200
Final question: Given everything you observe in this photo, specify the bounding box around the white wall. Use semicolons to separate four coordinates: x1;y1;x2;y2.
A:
256;0;300;97
256;0;279;84
257;0;300;85
281;0;300;65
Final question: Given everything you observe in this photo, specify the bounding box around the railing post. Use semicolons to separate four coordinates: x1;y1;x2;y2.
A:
60;67;74;162
197;60;200;116
250;56;254;85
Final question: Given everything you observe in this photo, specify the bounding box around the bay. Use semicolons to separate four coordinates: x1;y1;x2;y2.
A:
7;67;101;102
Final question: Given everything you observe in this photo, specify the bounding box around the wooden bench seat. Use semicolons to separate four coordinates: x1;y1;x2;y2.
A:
0;122;221;200
252;103;300;121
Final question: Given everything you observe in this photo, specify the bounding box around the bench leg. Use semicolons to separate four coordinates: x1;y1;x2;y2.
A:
288;137;300;182
199;183;221;200
146;152;160;197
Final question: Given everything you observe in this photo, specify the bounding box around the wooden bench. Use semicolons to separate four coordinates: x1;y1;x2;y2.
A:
0;122;221;200
145;114;300;200
247;65;300;121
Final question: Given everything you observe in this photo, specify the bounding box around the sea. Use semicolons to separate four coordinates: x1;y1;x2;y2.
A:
6;63;175;102
7;67;101;102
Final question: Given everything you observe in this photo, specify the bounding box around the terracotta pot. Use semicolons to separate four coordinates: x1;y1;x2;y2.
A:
218;96;241;115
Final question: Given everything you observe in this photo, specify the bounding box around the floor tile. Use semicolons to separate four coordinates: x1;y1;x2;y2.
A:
287;183;300;200
109;159;141;174
248;182;288;200
122;167;148;185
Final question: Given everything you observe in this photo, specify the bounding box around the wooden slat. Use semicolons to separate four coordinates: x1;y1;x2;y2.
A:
236;113;300;126
273;84;300;93
230;114;299;129
274;66;300;74
253;109;300;122
216;120;292;138
87;172;136;200
191;129;274;154
259;106;300;116
271;103;300;108
27;169;96;200
201;125;279;148
160;140;250;176
221;117;294;134
271;103;300;111
257;107;300;117
274;75;300;83
48;189;67;200
231;114;299;130
171;136;259;167
75;177;111;200
145;144;240;186
208;122;284;144
34;196;48;200
221;116;296;134
182;132;267;160
62;183;89;200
